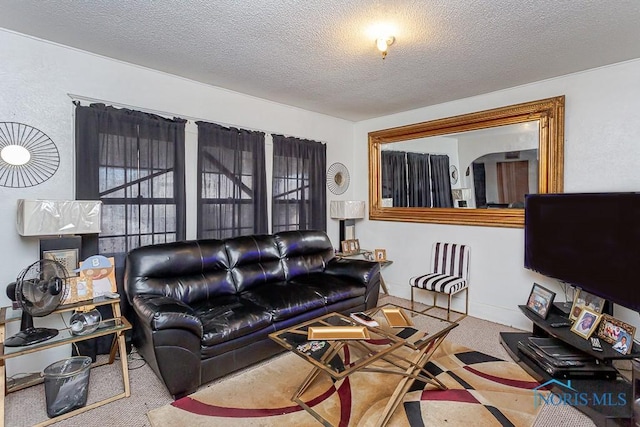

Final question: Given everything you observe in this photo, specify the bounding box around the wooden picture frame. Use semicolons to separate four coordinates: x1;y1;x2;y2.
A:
569;288;605;321
42;248;79;278
597;314;636;354
525;283;556;320
570;307;602;340
353;239;360;251
341;240;350;254
374;249;387;261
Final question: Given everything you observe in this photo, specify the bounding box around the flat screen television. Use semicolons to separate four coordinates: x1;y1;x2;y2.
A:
524;192;640;313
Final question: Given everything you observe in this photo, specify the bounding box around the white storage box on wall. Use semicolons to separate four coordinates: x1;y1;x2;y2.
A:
16;199;102;236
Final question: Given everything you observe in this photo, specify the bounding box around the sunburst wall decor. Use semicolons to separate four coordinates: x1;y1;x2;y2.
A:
0;122;60;188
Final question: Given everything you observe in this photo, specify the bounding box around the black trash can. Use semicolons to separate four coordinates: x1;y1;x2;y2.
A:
43;356;92;418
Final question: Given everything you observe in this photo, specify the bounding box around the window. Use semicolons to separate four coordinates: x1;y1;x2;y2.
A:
196;122;267;239
75;103;186;287
272;135;326;232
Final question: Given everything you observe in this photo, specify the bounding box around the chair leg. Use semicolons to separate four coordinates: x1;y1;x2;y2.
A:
464;288;469;317
410;286;414;311
447;293;453;322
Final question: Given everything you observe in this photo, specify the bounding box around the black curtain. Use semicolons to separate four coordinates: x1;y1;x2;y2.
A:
406;152;431;207
196;122;267;238
473;162;487;208
75;102;186;356
381;151;407;207
429;154;453;208
272;135;326;231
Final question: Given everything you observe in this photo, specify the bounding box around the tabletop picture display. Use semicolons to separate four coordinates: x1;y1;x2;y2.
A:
597;314;636;354
570;307;602;340
569;288;605;321
374;249;387;261
525;283;556;319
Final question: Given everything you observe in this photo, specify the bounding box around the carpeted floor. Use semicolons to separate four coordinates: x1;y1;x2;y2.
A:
148;340;547;426
5;295;597;426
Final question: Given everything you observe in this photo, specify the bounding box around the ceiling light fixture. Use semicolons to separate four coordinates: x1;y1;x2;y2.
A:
376;36;395;59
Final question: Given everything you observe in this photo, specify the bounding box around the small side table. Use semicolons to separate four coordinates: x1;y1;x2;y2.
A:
335;249;392;294
0;297;131;427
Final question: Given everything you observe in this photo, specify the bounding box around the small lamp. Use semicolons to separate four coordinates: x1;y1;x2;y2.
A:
16;199;102;273
451;188;472;208
330;200;365;245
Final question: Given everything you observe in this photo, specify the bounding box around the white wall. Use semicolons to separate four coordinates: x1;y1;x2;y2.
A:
0;29;354;374
354;58;640;331
2;27;640;368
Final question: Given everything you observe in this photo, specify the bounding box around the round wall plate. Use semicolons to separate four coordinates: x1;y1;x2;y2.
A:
450;165;459;185
327;162;350;195
0;122;60;188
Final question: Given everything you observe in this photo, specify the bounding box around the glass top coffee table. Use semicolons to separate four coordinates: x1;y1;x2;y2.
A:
269;304;458;426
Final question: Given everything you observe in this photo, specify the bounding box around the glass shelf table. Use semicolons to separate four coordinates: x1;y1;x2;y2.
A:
0;297;131;426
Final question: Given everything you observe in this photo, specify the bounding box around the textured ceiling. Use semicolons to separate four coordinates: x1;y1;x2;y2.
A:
2;1;640;121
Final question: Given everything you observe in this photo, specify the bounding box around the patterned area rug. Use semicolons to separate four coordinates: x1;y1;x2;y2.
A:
147;341;546;426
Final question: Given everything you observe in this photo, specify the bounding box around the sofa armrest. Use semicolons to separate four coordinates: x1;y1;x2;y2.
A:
133;295;203;339
324;258;381;309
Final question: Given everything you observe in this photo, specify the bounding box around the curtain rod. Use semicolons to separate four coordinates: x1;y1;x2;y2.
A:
66;93;308;139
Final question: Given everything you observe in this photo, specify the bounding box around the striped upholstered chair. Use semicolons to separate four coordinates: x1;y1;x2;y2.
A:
409;242;470;321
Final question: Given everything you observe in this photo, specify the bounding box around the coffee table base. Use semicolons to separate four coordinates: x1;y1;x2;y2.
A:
291;332;450;427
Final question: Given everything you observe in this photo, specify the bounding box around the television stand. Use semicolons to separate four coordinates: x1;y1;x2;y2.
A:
500;304;639;427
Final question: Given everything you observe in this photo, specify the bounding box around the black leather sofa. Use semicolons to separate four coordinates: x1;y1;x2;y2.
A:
124;230;381;398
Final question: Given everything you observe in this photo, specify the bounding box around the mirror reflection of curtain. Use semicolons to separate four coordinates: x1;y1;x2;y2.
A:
497;160;529;204
407;152;431;207
429;155;453;208
473;162;487;208
381;151;407;207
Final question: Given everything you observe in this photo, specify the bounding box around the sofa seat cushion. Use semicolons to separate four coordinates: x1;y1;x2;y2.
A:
240;282;326;321
193;296;274;347
291;273;366;304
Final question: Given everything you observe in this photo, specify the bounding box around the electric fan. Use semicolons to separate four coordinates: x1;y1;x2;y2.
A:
5;259;69;347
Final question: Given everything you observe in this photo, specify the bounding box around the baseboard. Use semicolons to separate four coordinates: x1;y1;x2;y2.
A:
383;281;530;330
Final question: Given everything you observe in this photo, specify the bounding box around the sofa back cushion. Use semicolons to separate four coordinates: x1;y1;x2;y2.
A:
125;239;235;305
275;230;334;280
224;235;285;293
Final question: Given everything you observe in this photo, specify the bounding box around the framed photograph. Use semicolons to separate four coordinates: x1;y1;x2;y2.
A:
525;283;556;319
570;307;602;340
569;288;606;321
612;329;634;355
42;248;79;278
341;240;350;254
349;240;356;252
374;249;387;261
40;236;82;277
353;239;360;251
597;314;636;349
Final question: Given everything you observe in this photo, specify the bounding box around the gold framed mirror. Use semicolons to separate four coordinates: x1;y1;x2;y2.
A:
368;96;564;228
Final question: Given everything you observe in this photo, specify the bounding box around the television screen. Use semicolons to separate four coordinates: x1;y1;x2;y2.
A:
524;192;640;312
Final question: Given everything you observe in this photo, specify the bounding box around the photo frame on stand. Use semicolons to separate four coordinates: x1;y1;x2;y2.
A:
525;283;556;319
570;307;602;339
374;249;387;261
42;249;79;278
597;314;636;354
570;288;605;321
